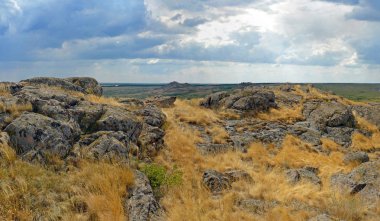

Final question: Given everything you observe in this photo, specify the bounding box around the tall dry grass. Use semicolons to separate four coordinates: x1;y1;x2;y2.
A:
257;104;304;124
0;101;33;125
173;99;220;126
85;94;122;107
0;142;134;221
206;125;230;144
155;99;374;220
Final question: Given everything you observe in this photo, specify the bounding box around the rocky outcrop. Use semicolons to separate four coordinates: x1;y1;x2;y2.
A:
0;76;172;220
5;112;81;159
136;105;166;157
66;77;103;96
137;105;166;128
14;85;105;132
202;169;252;193
303;100;356;132
126;171;161;221
331;160;380;204
302;100;357;146
69;101;104;132
145;96;176;108
201;87;276;113
1;77;167;165
96;107;143;142
71;131;134;163
21;77;102;96
200;92;229;108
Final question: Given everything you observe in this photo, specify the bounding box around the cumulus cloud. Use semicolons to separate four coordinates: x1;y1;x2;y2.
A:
0;0;379;82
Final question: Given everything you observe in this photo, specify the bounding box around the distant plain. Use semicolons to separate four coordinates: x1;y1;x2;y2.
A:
103;83;380;102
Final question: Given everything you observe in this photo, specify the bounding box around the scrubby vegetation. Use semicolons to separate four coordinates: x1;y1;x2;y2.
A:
141;163;182;197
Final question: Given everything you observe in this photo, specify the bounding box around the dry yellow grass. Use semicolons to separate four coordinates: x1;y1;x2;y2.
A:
156;97;373;221
218;109;240;120
206;125;230;144
85;94;122;107
0;102;33;124
351;132;380;151
257;105;304;124
173;99;220;126
0;142;134;221
321;138;342;152
71;162;134;220
354;112;379;133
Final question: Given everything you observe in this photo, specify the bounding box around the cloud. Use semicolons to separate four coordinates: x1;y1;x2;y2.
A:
348;0;380;21
0;0;147;60
0;0;379;82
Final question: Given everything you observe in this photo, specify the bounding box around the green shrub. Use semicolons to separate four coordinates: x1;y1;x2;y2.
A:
141;163;182;196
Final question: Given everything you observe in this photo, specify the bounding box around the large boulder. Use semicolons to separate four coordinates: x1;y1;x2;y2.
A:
66;77;103;96
69;101;104;132
231;93;276;111
96;107;143;142
71;131;132;163
20;77;102;96
201;88;276;113
138;125;165;157
15;86;105;132
126;171;161;221
21;77;85;93
303;100;356;132
200;91;229;108
135;105;166;157
5;112;81;159
136;105;166;128
289;123;322;146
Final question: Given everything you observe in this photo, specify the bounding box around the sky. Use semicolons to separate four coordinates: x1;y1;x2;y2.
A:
0;0;380;83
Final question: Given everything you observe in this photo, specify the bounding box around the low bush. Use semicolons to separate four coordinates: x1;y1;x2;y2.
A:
141;163;182;197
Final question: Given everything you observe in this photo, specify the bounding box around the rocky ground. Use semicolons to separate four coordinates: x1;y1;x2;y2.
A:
0;77;379;220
